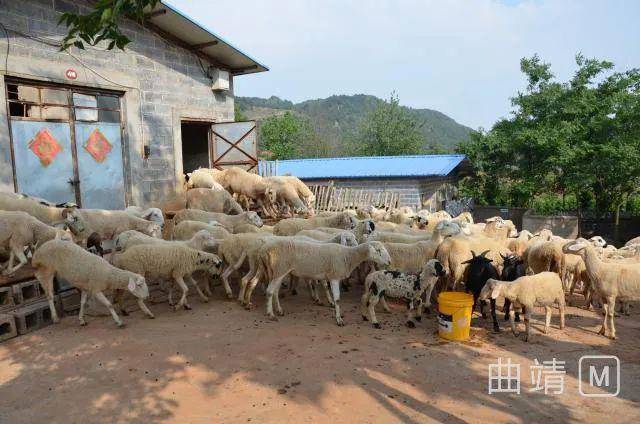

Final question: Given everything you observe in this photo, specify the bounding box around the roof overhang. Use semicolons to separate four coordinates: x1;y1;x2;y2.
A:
143;1;268;75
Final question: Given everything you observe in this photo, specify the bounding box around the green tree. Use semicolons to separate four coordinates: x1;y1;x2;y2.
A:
58;0;159;50
458;54;640;222
260;112;308;159
354;92;424;156
234;103;247;122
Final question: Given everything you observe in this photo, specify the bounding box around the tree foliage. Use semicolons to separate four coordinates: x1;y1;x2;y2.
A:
458;54;640;218
352;92;425;156
259;112;325;160
58;0;159;51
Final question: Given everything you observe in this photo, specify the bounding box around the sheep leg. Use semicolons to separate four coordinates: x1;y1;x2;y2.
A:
238;270;253;304
360;291;370;321
479;299;487;319
323;281;335;306
186;275;209;303
558;301;565;330
244;269;262;308
490;298;500;332
203;276;213;297
309;280;321;305
113;289;128;316
3;243;29;275
330;279;344;326
544;306;551;334
265;275;286;320
220;253;246;298
522;308;532;342
508;309;518;338
34;268;59;324
137;297;155;319
367;294;381;328
273;278;285;316
78;290;89;326
94;291;124;327
503;298;511;321
607;296;616;340
173;275;191;311
406;299;421;328
423;283;436;314
379;296;392;313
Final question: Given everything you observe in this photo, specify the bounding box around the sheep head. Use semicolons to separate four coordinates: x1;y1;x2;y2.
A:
436;220;461;237
562;238;590;255
246;211;264;227
589;236;607;248
61;208;85;235
145;223;163;238
127;275;149;299
367;241;391;267
479;279;505;301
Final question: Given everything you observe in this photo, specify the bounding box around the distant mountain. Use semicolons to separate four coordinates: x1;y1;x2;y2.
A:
236;94;473;153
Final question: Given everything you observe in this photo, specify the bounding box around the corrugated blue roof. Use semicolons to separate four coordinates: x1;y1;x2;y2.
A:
262;154;467;179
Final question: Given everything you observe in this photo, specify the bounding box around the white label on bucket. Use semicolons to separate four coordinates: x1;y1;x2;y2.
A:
438;313;453;333
457;317;469;328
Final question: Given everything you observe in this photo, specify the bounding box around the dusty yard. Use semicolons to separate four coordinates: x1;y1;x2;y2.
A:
0;287;638;424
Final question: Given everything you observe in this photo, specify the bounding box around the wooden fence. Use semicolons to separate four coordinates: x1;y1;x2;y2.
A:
309;183;401;212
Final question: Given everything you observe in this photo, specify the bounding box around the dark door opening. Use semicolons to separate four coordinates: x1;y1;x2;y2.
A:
181;121;211;174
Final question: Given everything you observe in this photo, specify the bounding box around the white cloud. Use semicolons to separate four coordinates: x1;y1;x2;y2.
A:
168;0;640;129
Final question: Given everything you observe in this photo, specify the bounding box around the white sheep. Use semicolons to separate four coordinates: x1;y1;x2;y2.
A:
480;272;566;342
361;259;446;329
113;229;218;303
186;188;243;215
312;218;376;243
64;208;162;246
273;211;356;236
264;176;308;217
0;191;82;225
220;168;276;217
125;206;165;229
172;220;231;240
32;238;153;327
186;168;226;190
257;240;391;325
0;211;72;275
112;244;223;311
563;238;640;339
173;209;263;232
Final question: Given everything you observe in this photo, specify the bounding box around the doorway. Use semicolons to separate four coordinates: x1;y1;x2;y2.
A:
181;121;211;174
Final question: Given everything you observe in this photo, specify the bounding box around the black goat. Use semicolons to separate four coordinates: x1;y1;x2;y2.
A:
500;253;525;322
462;250;500;332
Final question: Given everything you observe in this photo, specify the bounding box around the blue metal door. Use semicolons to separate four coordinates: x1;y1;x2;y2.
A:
6;81;126;209
9;120;77;205
74;122;125;209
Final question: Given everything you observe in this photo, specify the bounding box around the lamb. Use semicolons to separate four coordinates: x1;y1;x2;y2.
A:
296;230;358;246
480;272;566;342
64;208;162;246
0;191;82;225
523;240;564;277
279;175;316;212
361;259;445;329
264;176;308;217
185;168;225;190
273;211;356;236
257;239;390;325
0;211;72;274
172;220;231;241
124;206;165;229
32;239;153;327
461;250;501;332
112;244;223;310
173;209;263;232
358;205;388;221
563;238;640;339
186;188;243;215
312;218;376;243
436;231;511;290
222;168;276;217
113;229;218;302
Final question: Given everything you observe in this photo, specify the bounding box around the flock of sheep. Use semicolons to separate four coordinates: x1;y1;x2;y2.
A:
0;166;639;343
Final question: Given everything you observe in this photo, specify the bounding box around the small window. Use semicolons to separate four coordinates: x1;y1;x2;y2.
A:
73;93;98;121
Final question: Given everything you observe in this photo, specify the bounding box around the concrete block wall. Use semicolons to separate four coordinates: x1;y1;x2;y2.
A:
0;0;235;206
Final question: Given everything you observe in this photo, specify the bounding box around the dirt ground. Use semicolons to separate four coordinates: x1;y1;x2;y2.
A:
0;286;638;424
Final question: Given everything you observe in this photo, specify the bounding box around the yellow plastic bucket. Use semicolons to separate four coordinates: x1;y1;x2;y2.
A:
437;292;474;341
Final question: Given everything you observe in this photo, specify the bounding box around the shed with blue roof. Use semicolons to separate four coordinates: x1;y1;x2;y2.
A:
259;155;470;210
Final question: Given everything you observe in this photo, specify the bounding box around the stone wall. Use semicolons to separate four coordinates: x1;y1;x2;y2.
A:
0;0;235;206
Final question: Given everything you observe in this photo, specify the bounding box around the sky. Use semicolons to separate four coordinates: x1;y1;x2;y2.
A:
169;0;640;129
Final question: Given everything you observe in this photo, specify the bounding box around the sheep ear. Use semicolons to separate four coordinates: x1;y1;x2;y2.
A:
491;283;502;300
128;278;136;291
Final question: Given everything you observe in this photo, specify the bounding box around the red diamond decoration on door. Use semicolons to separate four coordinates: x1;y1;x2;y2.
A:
84;128;112;163
28;128;62;167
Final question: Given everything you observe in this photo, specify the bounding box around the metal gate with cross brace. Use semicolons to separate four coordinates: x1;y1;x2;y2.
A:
211;121;257;172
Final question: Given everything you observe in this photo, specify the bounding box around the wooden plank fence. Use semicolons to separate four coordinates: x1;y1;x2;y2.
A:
309;183;401;212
